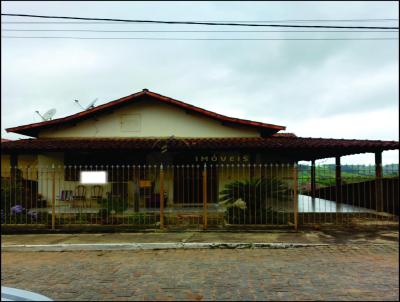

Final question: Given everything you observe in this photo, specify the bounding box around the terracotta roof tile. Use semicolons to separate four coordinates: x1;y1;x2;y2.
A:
1;137;398;154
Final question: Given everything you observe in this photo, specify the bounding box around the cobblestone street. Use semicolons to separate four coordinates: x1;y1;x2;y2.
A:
1;244;398;301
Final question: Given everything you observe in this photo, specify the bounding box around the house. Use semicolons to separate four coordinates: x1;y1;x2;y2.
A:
1;89;399;228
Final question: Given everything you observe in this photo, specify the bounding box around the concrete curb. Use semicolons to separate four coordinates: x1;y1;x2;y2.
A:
1;242;330;252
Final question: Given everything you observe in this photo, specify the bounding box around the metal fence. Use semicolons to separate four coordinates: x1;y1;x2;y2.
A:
1;163;398;230
297;163;399;224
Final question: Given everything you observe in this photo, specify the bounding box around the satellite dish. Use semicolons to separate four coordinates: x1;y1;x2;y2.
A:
74;98;98;111
43;108;56;120
74;99;85;110
86;98;98;110
35;108;56;121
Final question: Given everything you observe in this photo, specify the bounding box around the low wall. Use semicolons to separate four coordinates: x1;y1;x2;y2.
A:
304;177;399;216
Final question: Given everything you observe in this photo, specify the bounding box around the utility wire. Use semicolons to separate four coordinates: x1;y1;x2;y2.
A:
2;21;398;25
2;29;398;33
2;36;397;40
1;18;399;24
1;14;398;29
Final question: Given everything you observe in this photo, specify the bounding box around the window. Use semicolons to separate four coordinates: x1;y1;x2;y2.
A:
80;171;107;184
120;114;141;132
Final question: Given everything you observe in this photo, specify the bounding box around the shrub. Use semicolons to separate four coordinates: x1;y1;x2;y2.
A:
99;197;129;214
219;177;292;224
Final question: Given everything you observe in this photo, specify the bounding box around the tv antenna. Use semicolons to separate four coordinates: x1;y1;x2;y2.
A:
35;108;56;121
74;98;98;110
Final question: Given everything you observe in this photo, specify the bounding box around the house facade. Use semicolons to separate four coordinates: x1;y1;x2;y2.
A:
1;89;399;228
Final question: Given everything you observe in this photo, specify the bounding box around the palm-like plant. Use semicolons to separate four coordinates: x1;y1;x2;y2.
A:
219;177;292;224
219;177;291;208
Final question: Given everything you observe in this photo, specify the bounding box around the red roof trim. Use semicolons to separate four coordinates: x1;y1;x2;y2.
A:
6;89;286;137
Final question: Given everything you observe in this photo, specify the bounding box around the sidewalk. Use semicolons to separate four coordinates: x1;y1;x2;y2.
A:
2;227;398;251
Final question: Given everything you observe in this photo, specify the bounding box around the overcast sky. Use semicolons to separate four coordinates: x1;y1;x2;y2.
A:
1;1;399;164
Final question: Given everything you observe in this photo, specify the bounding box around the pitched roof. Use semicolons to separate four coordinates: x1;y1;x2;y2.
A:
6;89;286;137
2;137;398;160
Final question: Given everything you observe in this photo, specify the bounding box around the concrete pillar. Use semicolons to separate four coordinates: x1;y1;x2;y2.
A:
9;154;18;206
335;156;342;203
375;152;383;178
293;164;298;231
311;160;316;198
203;164;208;230
159;166;165;229
375;151;383;212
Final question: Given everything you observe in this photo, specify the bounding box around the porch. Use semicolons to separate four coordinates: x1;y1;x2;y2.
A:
1;162;398;230
1;136;399;230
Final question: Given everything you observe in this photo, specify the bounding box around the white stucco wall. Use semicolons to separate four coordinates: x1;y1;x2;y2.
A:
37;153;64;205
39;100;260;138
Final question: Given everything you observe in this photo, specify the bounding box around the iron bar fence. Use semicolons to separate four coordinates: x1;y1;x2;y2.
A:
1;163;398;230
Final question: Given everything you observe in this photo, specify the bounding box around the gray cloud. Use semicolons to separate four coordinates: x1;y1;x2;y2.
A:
1;1;398;162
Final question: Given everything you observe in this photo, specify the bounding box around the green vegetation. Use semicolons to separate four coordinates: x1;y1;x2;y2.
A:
219;177;292;224
297;164;399;187
1;170;25;208
99;197;129;214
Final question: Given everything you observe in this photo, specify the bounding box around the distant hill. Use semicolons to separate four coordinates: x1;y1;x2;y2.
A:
298;164;399;187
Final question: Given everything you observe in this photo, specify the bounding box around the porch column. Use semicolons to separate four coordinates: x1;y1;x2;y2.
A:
375;151;383;212
202;164;208;230
9;154;18;207
335;156;342;204
159;165;165;229
293;163;298;231
311;160;316;198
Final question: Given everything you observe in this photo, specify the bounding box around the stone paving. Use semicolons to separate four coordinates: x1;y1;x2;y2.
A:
2;244;398;301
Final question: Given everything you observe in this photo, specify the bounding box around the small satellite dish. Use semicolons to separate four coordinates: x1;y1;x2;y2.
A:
74;99;85;110
74;98;98;111
86;98;98;110
35;108;56;121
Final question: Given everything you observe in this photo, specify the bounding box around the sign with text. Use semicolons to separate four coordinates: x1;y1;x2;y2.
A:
194;153;250;163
